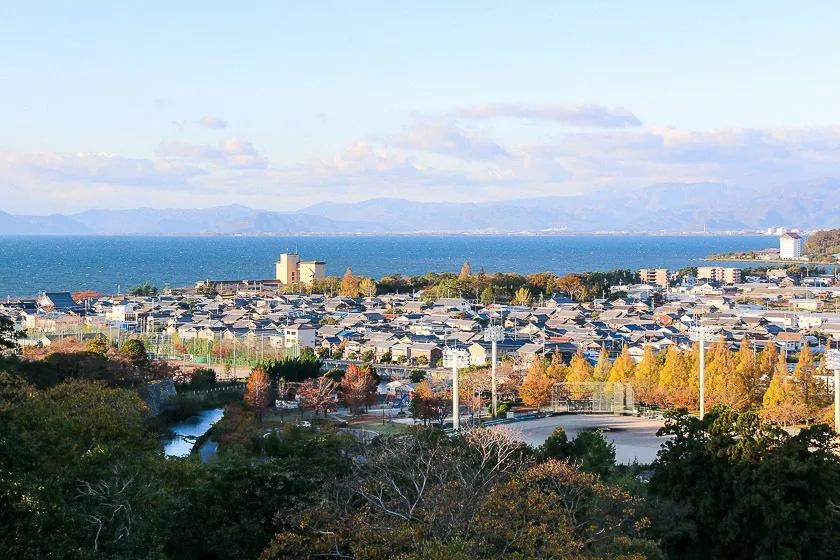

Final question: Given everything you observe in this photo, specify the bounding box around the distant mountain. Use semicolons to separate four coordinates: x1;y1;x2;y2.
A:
69;206;391;234
0;211;92;235
298;179;840;232
1;178;837;234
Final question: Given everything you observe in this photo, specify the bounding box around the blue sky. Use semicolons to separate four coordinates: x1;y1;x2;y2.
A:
1;1;839;213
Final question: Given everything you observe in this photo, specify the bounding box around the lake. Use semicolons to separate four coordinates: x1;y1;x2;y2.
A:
0;234;779;297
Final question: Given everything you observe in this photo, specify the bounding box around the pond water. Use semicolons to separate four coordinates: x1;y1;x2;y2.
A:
164;408;224;458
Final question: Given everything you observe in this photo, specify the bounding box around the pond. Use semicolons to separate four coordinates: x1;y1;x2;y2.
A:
164;408;224;458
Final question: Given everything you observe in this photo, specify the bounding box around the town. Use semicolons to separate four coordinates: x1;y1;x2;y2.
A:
4;251;840;424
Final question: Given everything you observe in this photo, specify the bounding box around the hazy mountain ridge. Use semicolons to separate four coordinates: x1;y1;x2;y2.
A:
2;179;837;234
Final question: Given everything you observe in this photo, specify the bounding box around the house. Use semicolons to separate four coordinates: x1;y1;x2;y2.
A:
283;323;316;349
775;331;804;353
38;292;78;312
409;343;443;365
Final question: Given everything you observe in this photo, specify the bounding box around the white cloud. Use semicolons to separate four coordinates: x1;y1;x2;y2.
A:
156;137;266;169
454;102;642;128
388;120;509;161
198;115;228;129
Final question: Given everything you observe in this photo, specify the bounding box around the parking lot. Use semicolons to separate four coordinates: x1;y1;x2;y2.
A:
503;414;669;464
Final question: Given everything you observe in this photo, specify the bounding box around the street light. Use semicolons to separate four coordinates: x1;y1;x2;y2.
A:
824;348;840;432
483;324;505;418
443;346;470;430
688;323;716;419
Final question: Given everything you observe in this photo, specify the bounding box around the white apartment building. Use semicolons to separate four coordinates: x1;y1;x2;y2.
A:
779;232;803;259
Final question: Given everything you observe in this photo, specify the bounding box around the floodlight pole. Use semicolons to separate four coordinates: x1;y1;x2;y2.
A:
491;340;498;417
689;323;712;420
826;348;840;432
452;353;460;431
484;324;504;418
699;333;706;420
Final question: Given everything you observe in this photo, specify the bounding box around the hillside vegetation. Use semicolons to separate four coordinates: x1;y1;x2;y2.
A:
804;229;840;260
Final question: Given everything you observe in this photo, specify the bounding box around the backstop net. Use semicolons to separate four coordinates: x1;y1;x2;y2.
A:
551;382;635;414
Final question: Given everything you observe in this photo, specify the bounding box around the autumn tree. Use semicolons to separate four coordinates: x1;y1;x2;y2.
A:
511;286;531;306
658;345;692;406
555;273;586;301
566;347;594;383
339;268;360;297
340;363;376;414
71;290;102;303
608;344;635;383
735;338;764;408
358;277;377;298
705;340;749;411
633;344;660;403
519;359;554;410
792;342;821;413
592;344;612;382
762;355;807;426
86;334;110;356
298;376;338;417
245;367;271;422
459;260;472;280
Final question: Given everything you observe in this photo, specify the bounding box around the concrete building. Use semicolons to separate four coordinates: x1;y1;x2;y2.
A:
779;232;803;260
275;253;326;286
639;268;670;288
697;266;742;284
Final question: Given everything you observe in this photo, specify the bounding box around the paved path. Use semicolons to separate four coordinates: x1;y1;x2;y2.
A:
502;415;668;465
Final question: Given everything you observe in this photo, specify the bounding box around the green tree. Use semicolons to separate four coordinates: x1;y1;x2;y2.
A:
480;286;494;306
120;338;148;366
651;406;840;559
0;314;20;350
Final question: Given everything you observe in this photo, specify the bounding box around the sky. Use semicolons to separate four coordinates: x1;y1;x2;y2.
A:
1;1;840;214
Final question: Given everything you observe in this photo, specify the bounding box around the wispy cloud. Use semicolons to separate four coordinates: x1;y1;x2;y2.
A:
454;102;642;128
198;115;228;129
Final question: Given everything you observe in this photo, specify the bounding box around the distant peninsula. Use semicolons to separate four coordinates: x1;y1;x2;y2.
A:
707;229;840;264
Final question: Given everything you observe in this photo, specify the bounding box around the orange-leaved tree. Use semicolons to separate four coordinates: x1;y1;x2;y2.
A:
245;367;271;422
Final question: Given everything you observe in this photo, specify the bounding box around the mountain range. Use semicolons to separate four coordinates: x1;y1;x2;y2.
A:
2;179;838;235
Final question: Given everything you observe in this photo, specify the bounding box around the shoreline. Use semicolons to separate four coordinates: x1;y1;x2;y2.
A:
705;256;836;265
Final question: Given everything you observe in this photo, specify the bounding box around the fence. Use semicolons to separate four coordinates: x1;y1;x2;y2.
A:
551;382;635;415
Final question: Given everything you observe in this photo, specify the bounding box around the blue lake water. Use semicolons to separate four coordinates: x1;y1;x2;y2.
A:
0;234;782;297
163;408;224;458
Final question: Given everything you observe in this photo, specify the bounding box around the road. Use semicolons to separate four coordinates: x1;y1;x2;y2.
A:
503;414;668;465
